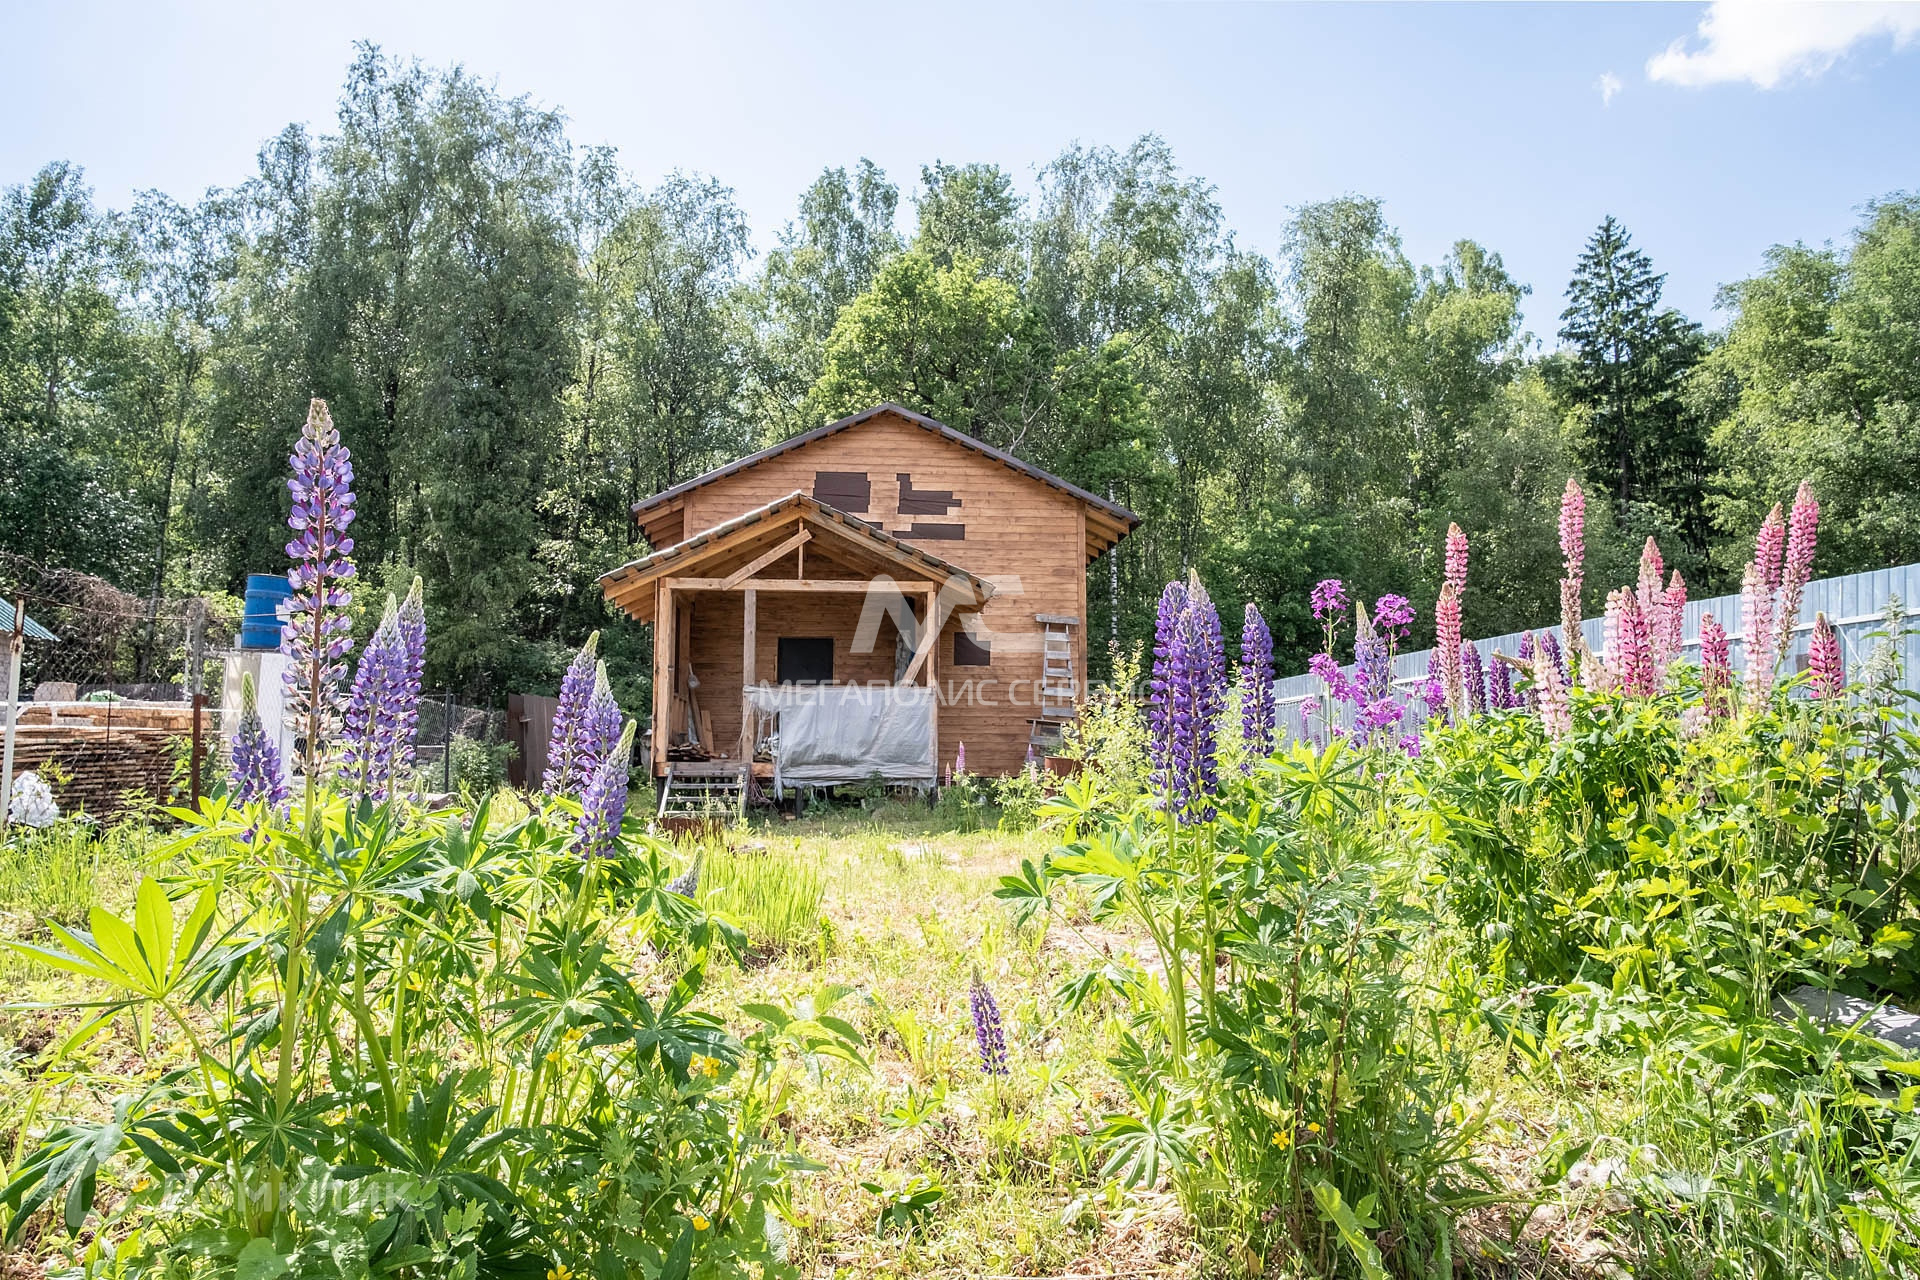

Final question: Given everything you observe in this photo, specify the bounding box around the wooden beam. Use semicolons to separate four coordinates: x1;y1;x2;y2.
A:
925;586;940;776
739;587;757;761
721;529;810;590
899;593;941;686
665;576;898;594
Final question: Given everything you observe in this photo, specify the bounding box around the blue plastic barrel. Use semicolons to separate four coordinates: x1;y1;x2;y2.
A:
240;574;292;650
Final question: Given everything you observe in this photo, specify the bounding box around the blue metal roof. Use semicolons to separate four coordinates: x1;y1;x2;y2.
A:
0;600;58;642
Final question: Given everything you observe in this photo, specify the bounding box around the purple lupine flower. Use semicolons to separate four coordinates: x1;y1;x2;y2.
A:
1147;580;1189;785
543;632;600;795
1353;602;1392;704
1539;628;1564;684
1413;669;1446;719
969;968;1009;1076
1808;612;1842;700
664;853;702;898
1489;650;1516;711
579;661;623;792
1461;641;1487;716
229;672;290;821
1516;632;1539;711
1162;577;1226;823
1239;603;1276;772
341;595;406;800
572;720;635;860
1700;613;1732;719
393;577;427;778
280;399;357;777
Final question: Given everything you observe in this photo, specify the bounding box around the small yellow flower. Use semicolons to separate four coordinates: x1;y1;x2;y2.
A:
548;1265;574;1280
1306;1122;1322;1134
132;1177;153;1193
691;1212;710;1231
597;1177;612;1191
564;1026;586;1043
691;1054;722;1078
545;1048;565;1065
1271;1129;1293;1150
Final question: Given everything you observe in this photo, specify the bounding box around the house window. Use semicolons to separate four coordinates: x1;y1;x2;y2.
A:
777;637;834;684
813;471;871;512
954;629;992;667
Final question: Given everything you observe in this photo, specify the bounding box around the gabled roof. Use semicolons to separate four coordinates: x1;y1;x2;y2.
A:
599;491;997;624
630;404;1140;562
0;600;57;643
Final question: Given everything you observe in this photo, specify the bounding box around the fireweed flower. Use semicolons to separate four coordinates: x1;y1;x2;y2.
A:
1700;613;1732;719
1778;481;1820;671
341;595;406;800
1809;612;1843;699
229;672;290;819
543;632;600;795
280;398;357;776
1239;603;1276;771
969;968;1010;1076
1461;640;1487;716
572;720;635;860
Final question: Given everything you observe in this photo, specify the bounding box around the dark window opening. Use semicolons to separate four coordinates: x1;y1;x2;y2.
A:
954;629;992;667
897;522;965;540
898;473;960;515
777;637;834;684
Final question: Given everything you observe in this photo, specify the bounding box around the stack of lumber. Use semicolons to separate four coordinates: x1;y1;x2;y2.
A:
10;724;183;821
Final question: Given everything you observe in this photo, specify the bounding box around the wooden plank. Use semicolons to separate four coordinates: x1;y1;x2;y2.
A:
899;593;941;685
739;587;757;760
925;585;940;773
652;584;673;771
722;528;810;589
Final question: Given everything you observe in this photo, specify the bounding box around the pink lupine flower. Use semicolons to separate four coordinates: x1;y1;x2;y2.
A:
1558;479;1585;668
1532;646;1573;740
1604;588;1656;697
1808;612;1842;699
1755;503;1786;592
1661;569;1687;672
1444;522;1470;596
1777;481;1820;670
1700;613;1732;719
1739;561;1775;709
1636;537;1664;619
1435;584;1463;720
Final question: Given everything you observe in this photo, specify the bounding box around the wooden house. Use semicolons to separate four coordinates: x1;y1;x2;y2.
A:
598;404;1138;793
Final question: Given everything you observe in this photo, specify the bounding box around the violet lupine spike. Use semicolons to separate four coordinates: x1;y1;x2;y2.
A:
575;661;623;795
1809;612;1843;700
969;968;1009;1076
1700;613;1732;720
1147;580;1189;787
664;853;702;898
1239;603;1275;772
1777;481;1820;672
1516;632;1539;711
1539;628;1564;685
1161;574;1225;823
229;672;290;818
1353;601;1390;704
340;595;405;800
542;631;600;796
1461;641;1487;716
1489;650;1516;711
393;577;427;778
572;720;635;860
279;398;357;777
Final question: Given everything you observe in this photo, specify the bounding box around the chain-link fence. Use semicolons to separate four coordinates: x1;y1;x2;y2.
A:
415;694;513;795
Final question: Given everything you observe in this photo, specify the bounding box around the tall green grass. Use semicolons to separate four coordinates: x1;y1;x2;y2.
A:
0;819;154;983
700;841;826;957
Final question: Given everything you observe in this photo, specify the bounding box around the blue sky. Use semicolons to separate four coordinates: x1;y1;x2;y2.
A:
6;1;1917;341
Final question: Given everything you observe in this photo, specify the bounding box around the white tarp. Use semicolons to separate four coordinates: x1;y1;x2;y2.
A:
743;683;935;786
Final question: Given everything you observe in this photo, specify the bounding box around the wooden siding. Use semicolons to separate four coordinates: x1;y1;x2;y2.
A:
670;410;1088;776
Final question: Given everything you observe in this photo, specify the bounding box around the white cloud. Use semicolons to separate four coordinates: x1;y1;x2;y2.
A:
1596;71;1624;105
1647;1;1920;89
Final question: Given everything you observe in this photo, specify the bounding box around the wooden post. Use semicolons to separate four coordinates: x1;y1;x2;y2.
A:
0;597;23;839
739;587;757;762
652;584;673;774
925;586;939;781
189;693;206;809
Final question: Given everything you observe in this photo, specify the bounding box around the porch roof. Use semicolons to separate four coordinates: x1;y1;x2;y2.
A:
598;491;997;624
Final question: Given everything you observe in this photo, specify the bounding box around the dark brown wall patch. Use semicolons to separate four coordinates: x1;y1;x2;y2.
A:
813;471;871;512
897;474;960;515
897;523;965;541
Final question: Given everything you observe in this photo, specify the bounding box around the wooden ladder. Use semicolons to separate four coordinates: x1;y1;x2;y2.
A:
1031;613;1081;753
657;762;748;823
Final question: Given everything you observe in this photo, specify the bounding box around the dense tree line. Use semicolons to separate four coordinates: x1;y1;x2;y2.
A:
3;48;1916;702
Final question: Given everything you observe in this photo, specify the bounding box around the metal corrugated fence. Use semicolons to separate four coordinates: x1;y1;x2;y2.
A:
1274;562;1920;744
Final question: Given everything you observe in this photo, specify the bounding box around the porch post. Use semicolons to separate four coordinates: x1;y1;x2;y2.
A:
652;584;673;774
739;587;757;762
925;585;940;782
